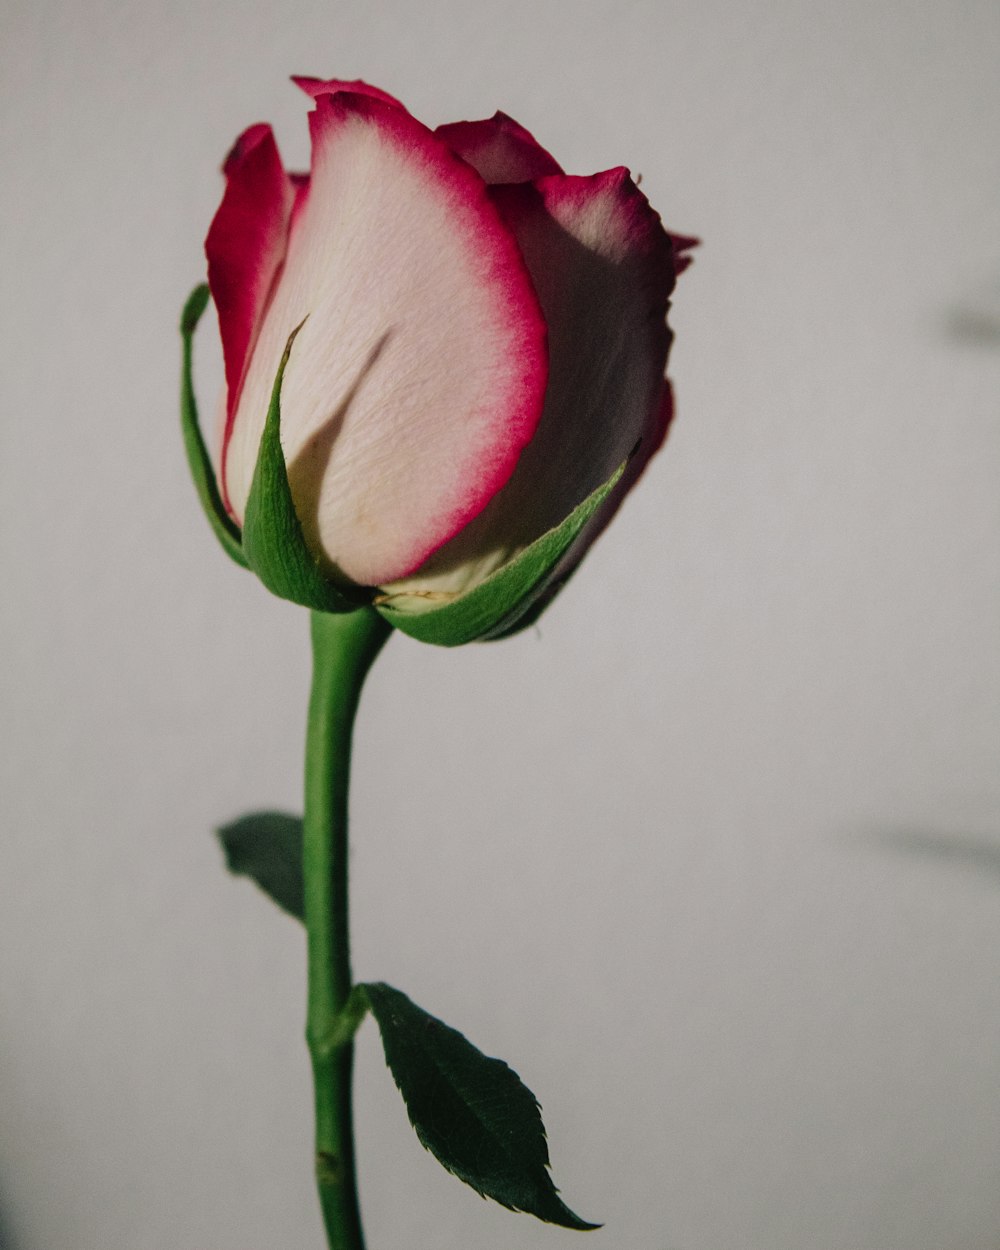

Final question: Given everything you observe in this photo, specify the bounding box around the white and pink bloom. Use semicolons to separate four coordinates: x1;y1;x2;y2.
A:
196;77;692;642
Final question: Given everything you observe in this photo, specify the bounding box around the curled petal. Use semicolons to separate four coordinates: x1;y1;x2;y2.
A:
435;112;562;184
386;167;676;603
205;123;295;511
223;91;548;588
291;75;405;109
289;170;311;225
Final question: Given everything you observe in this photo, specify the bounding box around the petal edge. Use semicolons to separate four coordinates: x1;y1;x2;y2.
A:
223;91;549;587
205;123;295;513
435;112;563;184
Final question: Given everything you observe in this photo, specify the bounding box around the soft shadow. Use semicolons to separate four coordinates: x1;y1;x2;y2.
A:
943;276;1000;347
865;828;1000;880
286;328;393;574
943;306;1000;348
397;181;672;583
0;1199;19;1250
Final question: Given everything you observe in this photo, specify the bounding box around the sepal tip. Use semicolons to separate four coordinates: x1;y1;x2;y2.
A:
179;283;249;569
240;322;370;614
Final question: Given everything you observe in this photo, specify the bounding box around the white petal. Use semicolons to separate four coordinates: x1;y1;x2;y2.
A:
224;91;547;587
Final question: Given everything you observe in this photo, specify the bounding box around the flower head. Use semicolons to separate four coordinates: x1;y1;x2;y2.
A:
183;78;694;643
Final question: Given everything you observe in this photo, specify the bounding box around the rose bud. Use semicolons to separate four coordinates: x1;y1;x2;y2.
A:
181;78;694;645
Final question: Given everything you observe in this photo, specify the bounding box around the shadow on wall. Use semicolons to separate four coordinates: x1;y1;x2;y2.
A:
868;827;1000;881
944;307;1000;347
0;1200;18;1250
944;276;1000;347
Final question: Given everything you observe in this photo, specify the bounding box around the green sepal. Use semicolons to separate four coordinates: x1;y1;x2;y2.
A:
216;810;304;920
376;460;627;646
482;568;575;641
179;283;248;568
360;982;599;1231
241;322;366;614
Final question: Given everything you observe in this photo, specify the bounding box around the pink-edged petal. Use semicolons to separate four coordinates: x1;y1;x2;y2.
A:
435;112;562;184
291;75;405;109
542;377;676;591
205;123;295;511
224;91;548;588
473;380;676;636
289;170;310;228
386;166;678;600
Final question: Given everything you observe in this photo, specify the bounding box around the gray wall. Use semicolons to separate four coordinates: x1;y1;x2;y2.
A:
1;1;998;1247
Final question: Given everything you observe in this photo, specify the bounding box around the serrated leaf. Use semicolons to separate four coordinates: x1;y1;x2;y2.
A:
179;283;248;568
361;982;598;1230
216;810;304;920
375;459;627;646
241;322;366;614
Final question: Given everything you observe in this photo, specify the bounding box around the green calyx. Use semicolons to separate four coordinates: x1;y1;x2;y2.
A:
180;283;621;640
374;459;626;646
179;284;248;569
240;320;363;614
179;283;360;611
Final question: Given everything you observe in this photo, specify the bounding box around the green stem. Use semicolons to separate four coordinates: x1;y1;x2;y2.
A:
304;607;391;1250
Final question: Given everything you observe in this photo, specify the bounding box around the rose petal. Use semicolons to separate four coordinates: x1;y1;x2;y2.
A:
386;166;676;599
223;91;548;588
205;123;295;512
291;75;405;109
488;380;676;638
435;112;563;184
289;170;310;224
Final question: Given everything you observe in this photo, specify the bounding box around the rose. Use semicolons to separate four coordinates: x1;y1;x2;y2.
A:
181;77;693;644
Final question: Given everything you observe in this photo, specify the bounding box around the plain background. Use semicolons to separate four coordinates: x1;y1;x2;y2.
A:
2;1;999;1248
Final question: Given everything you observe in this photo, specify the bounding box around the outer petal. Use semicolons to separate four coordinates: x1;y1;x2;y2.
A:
385;167;676;603
292;75;405;109
205;123;295;511
435;112;562;184
223;91;548;588
481;381;676;640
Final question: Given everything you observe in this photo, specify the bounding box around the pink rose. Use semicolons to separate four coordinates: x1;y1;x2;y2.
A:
184;78;693;643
